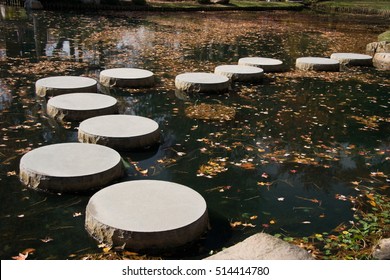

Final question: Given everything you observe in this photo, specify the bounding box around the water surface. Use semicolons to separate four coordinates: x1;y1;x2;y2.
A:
0;6;389;259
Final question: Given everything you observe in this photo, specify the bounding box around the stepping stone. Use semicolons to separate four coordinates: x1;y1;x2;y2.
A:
78;114;160;150
330;53;373;66
47;93;118;122
238;57;284;72
35;76;98;97
85;180;208;251
373;53;390;70
296;57;340;71
175;72;229;94
214;65;264;82
19;143;124;193
99;68;155;88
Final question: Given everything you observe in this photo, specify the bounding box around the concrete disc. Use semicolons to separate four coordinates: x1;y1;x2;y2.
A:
85;180;209;250
47;93;118;121
99;68;155;88
330;53;373;66
78;115;160;150
19;143;124;193
238;57;284;72
175;72;230;94
35;76;97;97
214;65;264;82
296;57;340;71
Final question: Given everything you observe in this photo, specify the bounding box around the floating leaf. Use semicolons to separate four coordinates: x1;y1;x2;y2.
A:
12;252;29;260
230;221;242;228
40;237;54;243
185;103;235;121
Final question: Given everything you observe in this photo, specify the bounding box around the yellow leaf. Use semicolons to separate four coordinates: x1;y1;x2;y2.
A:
368;200;376;207
242;223;256;228
103;247;111;253
230;221;242;228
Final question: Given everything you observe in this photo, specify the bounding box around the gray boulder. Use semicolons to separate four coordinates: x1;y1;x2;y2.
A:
373;53;390;70
205;233;314;260
373;238;390;260
366;41;390;56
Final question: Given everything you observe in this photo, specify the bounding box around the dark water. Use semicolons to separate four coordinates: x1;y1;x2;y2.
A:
0;5;389;259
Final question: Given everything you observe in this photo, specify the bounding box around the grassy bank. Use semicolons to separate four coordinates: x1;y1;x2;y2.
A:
313;0;390;16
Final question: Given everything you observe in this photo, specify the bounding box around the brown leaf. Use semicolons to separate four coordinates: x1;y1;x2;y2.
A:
12;252;29;260
21;248;35;255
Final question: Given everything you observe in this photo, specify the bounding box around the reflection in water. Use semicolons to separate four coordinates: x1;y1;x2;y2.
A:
0;80;12;110
0;5;389;259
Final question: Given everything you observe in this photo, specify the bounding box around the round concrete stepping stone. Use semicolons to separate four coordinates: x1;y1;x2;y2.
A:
175;72;229;94
35;76;98;97
99;68;155;88
47;93;118;122
330;53;373;66
85;180;208;251
19;143;124;193
296;57;340;71
373;53;390;70
214;65;264;82
238;57;284;72
78;115;160;150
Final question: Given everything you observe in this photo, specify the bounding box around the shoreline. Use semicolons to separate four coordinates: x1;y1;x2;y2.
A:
1;1;389;17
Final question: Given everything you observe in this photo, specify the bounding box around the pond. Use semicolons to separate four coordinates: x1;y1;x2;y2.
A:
0;5;389;260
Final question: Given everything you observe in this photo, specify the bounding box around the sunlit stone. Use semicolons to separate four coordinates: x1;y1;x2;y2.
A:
99;68;155;88
296;57;340;71
175;72;230;94
19;143;124;193
85;180;209;251
35;76;98;97
330;53;372;66
78;115;160;150
47;93;118;121
373;53;390;70
214;65;264;82
238;57;284;72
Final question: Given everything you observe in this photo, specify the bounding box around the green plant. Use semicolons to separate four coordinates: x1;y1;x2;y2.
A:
277;183;390;259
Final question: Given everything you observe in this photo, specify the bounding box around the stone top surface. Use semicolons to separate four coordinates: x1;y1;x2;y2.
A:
20;143;121;177
78;115;159;138
215;65;264;74
35;76;97;89
238;57;283;66
87;180;207;232
176;72;229;84
330;53;372;60
100;68;154;79
47;93;117;111
296;57;339;65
